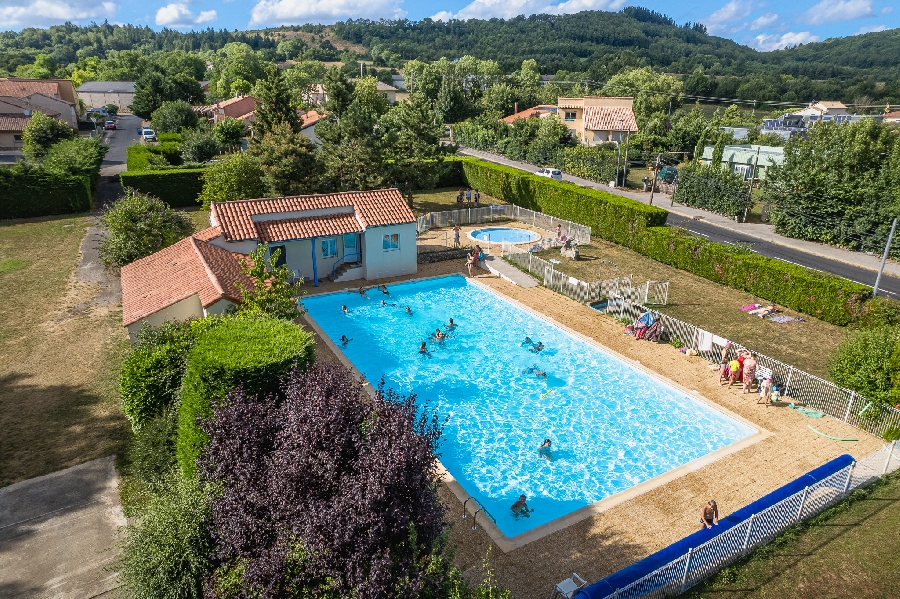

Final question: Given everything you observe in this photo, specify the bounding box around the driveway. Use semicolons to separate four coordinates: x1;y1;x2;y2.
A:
0;457;125;598
99;114;142;177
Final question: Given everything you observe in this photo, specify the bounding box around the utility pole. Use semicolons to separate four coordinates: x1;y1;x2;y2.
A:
648;154;661;206
874;216;898;297
623;131;630;188
616;119;624;186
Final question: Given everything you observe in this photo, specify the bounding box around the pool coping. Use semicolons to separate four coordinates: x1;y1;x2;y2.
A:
467;227;542;246
301;273;771;553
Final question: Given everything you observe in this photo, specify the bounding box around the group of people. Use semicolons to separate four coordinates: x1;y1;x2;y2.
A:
456;188;481;207
466;245;485;276
718;343;759;394
419;318;457;354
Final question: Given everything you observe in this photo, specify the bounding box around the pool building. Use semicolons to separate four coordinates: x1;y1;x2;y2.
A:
120;188;418;340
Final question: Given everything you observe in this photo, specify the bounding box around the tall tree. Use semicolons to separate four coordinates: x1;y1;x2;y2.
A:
382;93;445;191
197;152;267;210
250;122;321;196
252;63;300;136
603;67;684;125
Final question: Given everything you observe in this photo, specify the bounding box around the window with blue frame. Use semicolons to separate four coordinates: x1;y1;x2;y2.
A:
382;233;399;251
321;238;337;258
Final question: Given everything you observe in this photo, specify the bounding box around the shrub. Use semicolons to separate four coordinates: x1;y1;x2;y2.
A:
177;317;314;475
198;363;448;597
99;189;195;268
151;100;199;133
22;111;76;159
126;143;182;171
0;162;90;218
42;137;108;190
115;472;212;599
121;406;180;514
829;326;900;406
120;321;195;430
674;162;752;219
197;152;267;210
855;296;900;329
213;117;248;148
564;145;618;184
180;129;220;163
157;132;183;144
119;169;206;208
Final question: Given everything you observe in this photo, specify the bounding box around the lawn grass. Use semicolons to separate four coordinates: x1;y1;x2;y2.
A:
533;239;846;378
685;470;900;599
182;206;211;231
409;187;505;216
0;214;131;486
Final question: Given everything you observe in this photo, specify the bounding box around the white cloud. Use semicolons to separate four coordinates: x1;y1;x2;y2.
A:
250;0;406;26
427;0;625;23
855;23;887;33
749;12;778;30
801;0;873;25
882;6;894;13
704;0;754;35
156;3;217;27
754;31;820;51
0;0;116;28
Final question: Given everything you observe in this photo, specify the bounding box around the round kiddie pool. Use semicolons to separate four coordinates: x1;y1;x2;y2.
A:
468;227;541;245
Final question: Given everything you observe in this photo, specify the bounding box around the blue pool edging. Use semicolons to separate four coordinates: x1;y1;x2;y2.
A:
575;453;855;599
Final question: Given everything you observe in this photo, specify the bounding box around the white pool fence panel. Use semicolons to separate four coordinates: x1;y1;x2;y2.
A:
416;205;591;244
594;443;899;599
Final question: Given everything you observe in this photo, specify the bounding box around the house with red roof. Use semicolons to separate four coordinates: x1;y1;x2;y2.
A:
501;105;558;124
557;97;638;145
121;189;417;338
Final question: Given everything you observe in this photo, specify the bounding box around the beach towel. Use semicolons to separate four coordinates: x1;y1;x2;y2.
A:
712;335;729;347
769;315;795;324
741;304;761;311
637;312;655;327
696;330;714;352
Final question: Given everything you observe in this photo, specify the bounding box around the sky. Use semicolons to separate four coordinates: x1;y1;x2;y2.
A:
0;0;897;52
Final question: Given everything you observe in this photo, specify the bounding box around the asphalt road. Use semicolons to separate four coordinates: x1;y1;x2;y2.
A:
101;113;142;171
666;214;900;298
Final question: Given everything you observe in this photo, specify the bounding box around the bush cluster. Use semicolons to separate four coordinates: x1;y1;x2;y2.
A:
674;162;752;219
126;143;183;171
458;157;871;325
120;169;205;207
0;162;90;218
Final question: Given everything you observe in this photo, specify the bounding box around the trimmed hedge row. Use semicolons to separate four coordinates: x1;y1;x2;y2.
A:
459;157;669;246
0;166;91;219
120;169;205;207
456;157;870;325
126;143;182;171
177;318;314;476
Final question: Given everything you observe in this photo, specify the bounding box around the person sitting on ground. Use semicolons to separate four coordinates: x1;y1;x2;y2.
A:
448;317;457;328
742;353;758;394
700;500;719;530
511;494;533;516
341;305;349;313
339;335;352;346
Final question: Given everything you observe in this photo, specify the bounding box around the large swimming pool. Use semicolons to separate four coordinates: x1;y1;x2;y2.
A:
303;275;755;537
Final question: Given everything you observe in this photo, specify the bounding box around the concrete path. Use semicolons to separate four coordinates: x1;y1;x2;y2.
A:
457;147;900;291
0;457;125;598
483;255;538;288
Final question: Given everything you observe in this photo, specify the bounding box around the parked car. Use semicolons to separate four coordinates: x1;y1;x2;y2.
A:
141;129;157;142
535;168;563;180
657;166;678;183
103;120;116;130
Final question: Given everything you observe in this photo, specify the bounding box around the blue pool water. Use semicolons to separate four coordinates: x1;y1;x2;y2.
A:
470;227;540;244
303;276;754;537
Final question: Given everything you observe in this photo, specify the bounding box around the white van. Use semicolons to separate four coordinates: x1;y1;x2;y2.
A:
535;168;563;180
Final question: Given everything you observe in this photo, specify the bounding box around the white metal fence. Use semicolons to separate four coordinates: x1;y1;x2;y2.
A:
416;205;591;244
593;442;900;599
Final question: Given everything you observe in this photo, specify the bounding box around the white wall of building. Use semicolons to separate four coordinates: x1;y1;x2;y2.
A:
126;294;203;342
361;223;417;280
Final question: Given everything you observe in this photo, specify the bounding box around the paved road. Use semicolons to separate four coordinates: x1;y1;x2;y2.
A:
100;113;142;174
457;147;900;298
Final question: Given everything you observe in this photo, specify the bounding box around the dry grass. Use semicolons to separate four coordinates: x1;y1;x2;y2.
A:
0;215;130;486
182;206;211;232
533;239;847;379
410;187;505;216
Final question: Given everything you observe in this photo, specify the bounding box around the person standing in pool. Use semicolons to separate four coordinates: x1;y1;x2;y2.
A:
539;439;553;460
433;328;446;340
447;317;457;328
406;306;413;314
342;305;349;313
419;341;428;354
511;495;533;517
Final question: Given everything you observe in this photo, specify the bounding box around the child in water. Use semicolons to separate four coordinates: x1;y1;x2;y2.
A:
339;335;352;346
539;439;553;460
511;494;533;517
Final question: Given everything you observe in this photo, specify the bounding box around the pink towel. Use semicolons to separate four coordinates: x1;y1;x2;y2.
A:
740;304;761;311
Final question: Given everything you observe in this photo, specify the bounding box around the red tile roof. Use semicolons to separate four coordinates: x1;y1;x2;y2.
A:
121;229;254;326
256;212;363;242
193;225;221;242
0;78;67;100
502;105;556;124
0;113;30;132
210;188;415;242
583;106;638;132
300;110;321;129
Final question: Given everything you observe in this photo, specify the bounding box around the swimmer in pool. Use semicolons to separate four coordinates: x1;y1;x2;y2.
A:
433;328;446;340
539;438;553;460
406;306;413;314
358;286;370;298
530;341;544;353
380;284;389;295
339;335;352;346
341;305;349;313
381;299;387;306
511;494;533;517
448;317;456;328
522;336;533;346
419;341;429;354
524;365;547;378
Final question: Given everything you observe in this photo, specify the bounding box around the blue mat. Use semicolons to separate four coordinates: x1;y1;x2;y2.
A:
575;454;854;599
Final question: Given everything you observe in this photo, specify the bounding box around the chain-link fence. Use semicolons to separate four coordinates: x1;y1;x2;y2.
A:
590;442;900;599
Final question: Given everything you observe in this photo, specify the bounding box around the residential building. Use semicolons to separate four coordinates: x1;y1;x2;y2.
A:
792;101;850;117
0;77;77;105
299;109;322;145
391;74;406;90
700;144;785;181
210;95;258;123
348;79;398;103
883;110;900;124
309;84;327;106
501;104;557;124
556;97;638;145
762;111;883;137
0;95;68;124
76;81;136;112
0;113;31;150
120;189;417;338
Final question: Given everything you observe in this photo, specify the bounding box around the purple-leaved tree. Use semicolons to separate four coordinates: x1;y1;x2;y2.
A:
199;362;449;598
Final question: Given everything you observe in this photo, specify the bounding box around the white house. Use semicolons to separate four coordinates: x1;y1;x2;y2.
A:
121;189;418;339
792;101;850;118
556;96;638;145
76;81;136;112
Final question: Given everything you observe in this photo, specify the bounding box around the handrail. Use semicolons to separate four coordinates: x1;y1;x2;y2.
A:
331;251;361;280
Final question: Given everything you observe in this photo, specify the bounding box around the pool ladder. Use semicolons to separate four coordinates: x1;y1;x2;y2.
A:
462;497;497;531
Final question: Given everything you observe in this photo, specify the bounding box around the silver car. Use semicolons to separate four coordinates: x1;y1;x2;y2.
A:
535;168;563;180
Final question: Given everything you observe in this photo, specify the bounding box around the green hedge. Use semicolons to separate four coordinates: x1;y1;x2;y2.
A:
0;165;91;219
456;157;870;325
674;163;752;219
176;318;314;476
459;157;669;246
120;169;206;207
126;143;182;171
